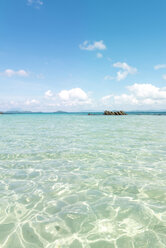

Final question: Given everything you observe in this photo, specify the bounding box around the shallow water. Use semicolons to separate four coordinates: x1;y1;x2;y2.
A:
0;114;166;248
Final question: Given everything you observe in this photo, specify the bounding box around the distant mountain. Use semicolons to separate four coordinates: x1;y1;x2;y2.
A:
5;111;33;114
54;111;68;113
3;110;68;114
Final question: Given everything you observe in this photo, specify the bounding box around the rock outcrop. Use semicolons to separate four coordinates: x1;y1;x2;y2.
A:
104;110;127;115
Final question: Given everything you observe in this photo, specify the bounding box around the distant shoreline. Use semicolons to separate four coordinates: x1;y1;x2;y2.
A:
1;111;166;115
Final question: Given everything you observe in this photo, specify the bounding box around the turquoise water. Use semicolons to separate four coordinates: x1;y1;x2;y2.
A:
0;114;166;248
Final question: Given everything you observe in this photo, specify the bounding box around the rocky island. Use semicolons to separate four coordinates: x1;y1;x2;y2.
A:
104;110;127;115
88;110;127;115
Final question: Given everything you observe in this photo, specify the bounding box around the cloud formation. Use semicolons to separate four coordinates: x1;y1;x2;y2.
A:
2;81;165;112
113;62;137;81
154;64;166;80
23;88;92;110
127;83;166;99
58;88;91;106
154;64;166;70
25;99;40;105
104;62;137;81
0;69;29;77
101;83;166;110
27;0;43;7
79;40;106;51
1;87;92;112
45;90;53;98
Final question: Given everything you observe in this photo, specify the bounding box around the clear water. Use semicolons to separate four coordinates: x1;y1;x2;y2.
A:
0;114;166;248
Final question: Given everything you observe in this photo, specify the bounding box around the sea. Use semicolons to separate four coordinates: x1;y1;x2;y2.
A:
0;113;166;248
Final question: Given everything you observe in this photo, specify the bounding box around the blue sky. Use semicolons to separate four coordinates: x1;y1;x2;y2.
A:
0;0;166;111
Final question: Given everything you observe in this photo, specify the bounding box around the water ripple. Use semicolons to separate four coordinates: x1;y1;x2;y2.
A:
0;114;166;247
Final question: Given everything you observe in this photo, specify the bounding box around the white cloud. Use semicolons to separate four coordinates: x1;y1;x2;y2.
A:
1;83;166;112
79;40;106;51
96;53;103;58
127;83;166;99
154;65;166;80
114;94;138;105
116;70;129;81
45;90;53;98
113;62;137;74
113;62;137;81
101;83;166;110
154;64;166;70
43;88;92;107
104;75;114;80
57;88;91;106
0;69;29;77
154;64;166;80
27;0;43;6
0;88;91;112
25;99;40;105
59;88;88;101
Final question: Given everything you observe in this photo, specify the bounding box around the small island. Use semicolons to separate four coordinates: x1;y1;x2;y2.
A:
103;110;127;115
88;110;127;115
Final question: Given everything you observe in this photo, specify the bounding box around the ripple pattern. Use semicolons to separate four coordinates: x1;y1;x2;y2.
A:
0;114;166;247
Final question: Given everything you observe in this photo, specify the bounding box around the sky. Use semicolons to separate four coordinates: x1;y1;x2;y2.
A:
0;0;166;111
